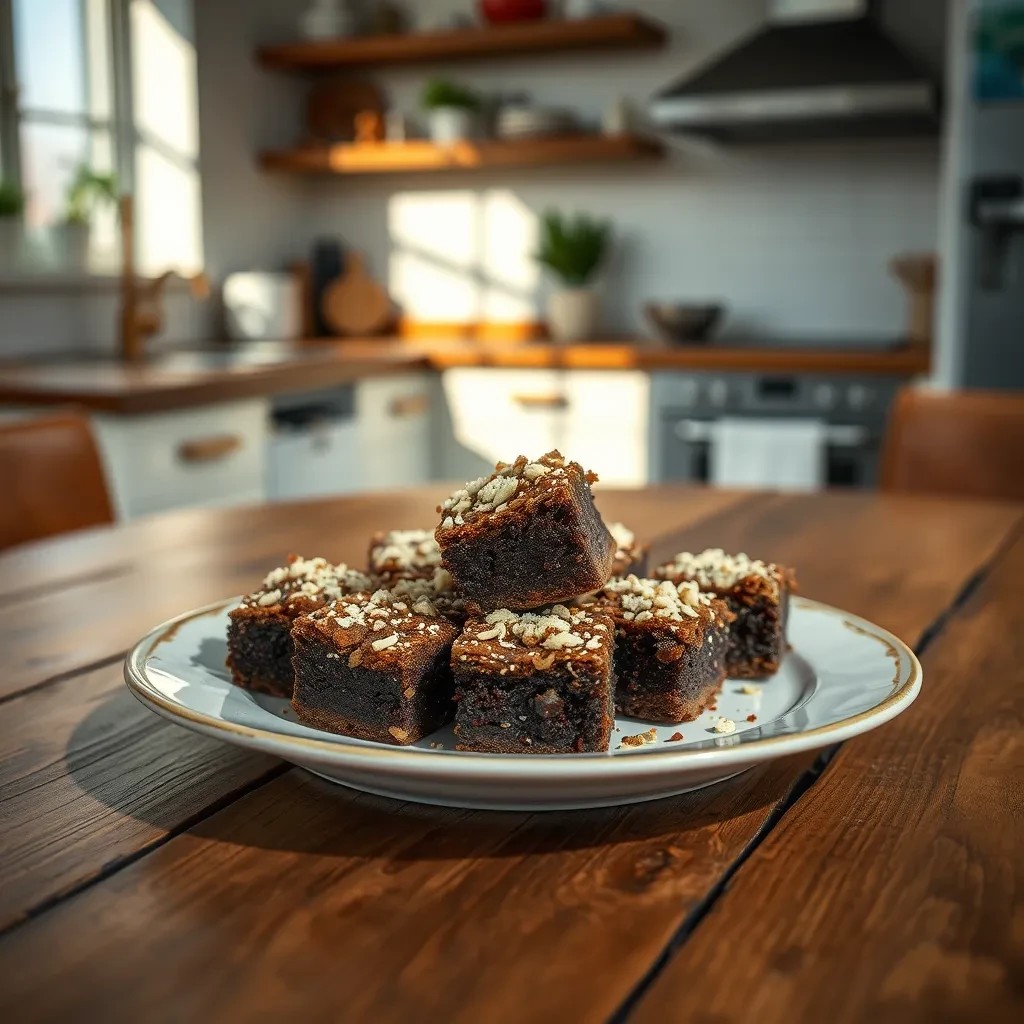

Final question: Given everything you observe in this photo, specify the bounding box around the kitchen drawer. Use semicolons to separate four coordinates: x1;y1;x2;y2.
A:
93;400;268;518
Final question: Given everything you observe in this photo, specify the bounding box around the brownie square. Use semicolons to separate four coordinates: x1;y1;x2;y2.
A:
436;451;615;613
385;566;469;626
368;528;441;582
654;549;796;679
452;604;616;754
291;589;457;745
609;521;648;576
593;576;733;723
226;556;373;697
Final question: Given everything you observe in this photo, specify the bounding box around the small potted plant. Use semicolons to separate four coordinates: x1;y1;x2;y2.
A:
422;78;481;144
0;180;26;273
56;165;118;271
535;210;611;342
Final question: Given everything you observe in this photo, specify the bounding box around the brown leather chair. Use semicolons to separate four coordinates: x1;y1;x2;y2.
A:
880;387;1024;502
0;412;115;550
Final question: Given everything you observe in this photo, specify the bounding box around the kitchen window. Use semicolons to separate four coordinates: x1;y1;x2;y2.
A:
0;0;202;276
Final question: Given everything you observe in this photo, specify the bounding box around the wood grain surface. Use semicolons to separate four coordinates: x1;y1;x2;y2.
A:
631;526;1024;1024
0;488;1019;1023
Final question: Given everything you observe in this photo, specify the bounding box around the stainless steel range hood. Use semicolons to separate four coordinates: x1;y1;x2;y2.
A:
649;0;940;143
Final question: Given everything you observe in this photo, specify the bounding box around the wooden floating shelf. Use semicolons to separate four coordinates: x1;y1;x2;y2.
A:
258;13;667;71
259;134;665;177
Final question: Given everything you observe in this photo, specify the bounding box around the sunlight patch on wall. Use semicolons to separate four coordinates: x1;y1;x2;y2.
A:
387;189;540;325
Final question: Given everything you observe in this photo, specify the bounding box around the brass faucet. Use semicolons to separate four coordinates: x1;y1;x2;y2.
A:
118;195;211;362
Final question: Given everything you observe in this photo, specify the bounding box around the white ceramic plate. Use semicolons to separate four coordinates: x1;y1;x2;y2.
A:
124;597;921;811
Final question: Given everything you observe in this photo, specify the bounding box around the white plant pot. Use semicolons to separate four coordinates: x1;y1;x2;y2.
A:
0;218;25;273
300;0;354;40
547;287;599;343
56;221;92;272
428;107;476;144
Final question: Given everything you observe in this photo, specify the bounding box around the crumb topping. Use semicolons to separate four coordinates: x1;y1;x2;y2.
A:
369;529;441;575
608;521;635;551
599;575;713;623
306;587;452;660
658;547;781;594
738;683;762;696
437;450;595;533
386;566;466;620
243;555;373;609
453;603;612;674
712;717;737;735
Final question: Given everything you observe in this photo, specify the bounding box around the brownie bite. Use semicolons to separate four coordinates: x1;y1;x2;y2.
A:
654;549;796;679
291;588;457;745
608;521;648;577
368;528;441;582
227;556;374;698
452;604;616;754
436;450;615;613
593;576;733;723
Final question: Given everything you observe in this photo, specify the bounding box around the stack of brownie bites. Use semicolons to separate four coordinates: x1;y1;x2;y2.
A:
225;450;796;753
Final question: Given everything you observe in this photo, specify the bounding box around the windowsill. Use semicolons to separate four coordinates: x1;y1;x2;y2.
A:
0;272;199;294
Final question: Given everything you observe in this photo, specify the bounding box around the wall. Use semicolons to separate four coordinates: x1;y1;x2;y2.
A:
295;0;945;343
0;0;949;356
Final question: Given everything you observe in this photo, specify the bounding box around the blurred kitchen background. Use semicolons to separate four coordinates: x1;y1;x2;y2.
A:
1;0;1023;526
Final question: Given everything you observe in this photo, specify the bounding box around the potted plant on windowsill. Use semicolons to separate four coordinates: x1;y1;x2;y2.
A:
0;180;26;274
422;79;482;144
56;165;118;272
535;210;611;343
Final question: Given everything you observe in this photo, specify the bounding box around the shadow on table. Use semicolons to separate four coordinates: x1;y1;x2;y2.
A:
67;689;801;862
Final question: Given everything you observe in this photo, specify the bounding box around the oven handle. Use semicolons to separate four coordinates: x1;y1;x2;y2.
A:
673;420;869;448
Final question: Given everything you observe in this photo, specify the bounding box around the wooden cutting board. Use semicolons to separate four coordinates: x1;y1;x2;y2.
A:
321;251;393;336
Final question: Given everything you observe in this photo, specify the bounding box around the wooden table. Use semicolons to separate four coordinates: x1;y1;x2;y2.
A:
0;487;1021;1023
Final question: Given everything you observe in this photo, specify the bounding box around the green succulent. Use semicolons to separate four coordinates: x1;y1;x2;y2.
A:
534;210;611;288
0;180;25;218
421;78;481;111
64;165;118;226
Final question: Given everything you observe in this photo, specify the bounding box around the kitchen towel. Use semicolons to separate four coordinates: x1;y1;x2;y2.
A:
710;417;826;492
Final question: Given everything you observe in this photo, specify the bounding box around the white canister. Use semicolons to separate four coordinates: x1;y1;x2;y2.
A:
428;107;477;144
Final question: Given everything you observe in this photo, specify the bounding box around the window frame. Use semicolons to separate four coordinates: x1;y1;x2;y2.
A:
0;0;137;274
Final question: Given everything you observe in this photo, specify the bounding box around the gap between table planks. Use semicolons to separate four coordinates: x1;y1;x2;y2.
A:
0;486;747;700
0;492;1018;1023
630;521;1024;1024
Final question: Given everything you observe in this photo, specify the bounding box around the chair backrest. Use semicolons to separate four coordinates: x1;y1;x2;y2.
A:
880;387;1024;502
0;412;115;550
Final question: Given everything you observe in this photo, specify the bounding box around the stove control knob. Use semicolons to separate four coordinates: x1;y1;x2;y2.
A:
847;385;871;410
813;383;836;409
707;379;729;407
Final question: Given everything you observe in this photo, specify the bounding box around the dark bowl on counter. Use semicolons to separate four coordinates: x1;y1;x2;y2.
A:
644;303;724;345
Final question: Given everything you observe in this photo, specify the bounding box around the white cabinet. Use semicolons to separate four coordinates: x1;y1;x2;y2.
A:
92;399;269;519
267;373;434;501
438;369;649;485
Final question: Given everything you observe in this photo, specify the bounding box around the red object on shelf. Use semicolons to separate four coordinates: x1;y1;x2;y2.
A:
478;0;549;24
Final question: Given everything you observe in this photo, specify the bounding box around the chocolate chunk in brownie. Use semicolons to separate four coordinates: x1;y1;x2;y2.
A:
227;555;373;697
436;450;615;613
591;576;732;723
368;528;441;581
452;604;616;754
608;521;648;577
291;588;457;744
654;549;796;679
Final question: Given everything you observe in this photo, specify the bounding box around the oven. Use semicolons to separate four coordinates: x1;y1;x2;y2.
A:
653;372;901;489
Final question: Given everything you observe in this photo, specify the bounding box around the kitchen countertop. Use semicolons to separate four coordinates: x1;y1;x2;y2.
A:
0;338;932;415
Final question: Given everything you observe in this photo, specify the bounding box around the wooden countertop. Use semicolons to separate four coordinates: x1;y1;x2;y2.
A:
0;339;931;415
0;487;1019;1021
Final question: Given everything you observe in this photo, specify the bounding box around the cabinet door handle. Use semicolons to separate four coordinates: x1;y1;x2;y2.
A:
512;393;568;410
177;434;243;463
388;394;430;418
